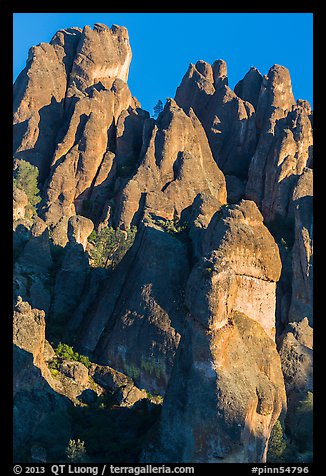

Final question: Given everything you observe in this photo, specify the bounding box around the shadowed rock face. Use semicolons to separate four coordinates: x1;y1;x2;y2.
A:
142;201;285;463
288;169;313;325
82;223;190;394
13;22;312;464
246;67;312;223
13;28;83;181
278;317;313;450
175;60;257;180
234;67;263;110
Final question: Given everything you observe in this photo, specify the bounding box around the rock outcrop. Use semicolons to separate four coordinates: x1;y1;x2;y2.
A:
202;200;282;339
13;21;313;464
288;168;313;325
175;60;257;180
143;310;286;463
77;222;190;394
246;66;312;224
113;98;227;229
143;200;285;463
278;318;313;454
66;23;132;97
13;28;83;181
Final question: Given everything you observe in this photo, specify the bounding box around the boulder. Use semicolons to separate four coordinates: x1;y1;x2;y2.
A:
143;311;286;463
202;200;282;339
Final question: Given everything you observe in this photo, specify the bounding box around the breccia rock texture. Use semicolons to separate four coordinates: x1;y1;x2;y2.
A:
143;311;286;463
246;66;312;224
13;22;312;464
175;60;257;181
202;200;282;339
113;98;227;229
288;168;313;325
142;201;285;462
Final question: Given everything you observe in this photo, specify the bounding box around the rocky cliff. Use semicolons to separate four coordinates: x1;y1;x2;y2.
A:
13;22;313;464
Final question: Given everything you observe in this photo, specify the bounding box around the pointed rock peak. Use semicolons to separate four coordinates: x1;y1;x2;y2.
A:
268;63;290;76
296;99;312;115
195;60;214;81
162;98;182;116
165;97;177;108
255;63;296;129
234;66;263;109
111;23;129;37
93;22;110;32
50;27;82;44
212;59;228;87
157;98;185;126
246;66;263;81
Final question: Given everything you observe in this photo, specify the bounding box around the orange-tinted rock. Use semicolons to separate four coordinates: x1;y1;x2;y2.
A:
246;66;312;223
114;99;227;228
13;28;82;181
175;59;257;179
143;311;286;463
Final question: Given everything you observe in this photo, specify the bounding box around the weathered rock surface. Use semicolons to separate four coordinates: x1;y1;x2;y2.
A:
202;200;282;339
278;318;313;446
43;80;134;226
90;364;147;407
13;187;28;220
79;223;190;394
175;59;257;180
13;21;313;464
143;200;285;462
67;23;132;97
13;344;72;462
114;98;227;228
246;66;312;223
143;311;286;463
234;67;263;110
13;298;147;405
13;299;149;462
288;169;313;325
13;299;50;374
67;215;94;250
13;28;82;181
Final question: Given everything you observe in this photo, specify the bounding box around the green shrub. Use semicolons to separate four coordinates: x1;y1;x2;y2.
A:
13;159;41;216
87;226;137;269
154;217;189;236
143;391;163;405
65;439;87;463
53;342;91;369
267;420;287;462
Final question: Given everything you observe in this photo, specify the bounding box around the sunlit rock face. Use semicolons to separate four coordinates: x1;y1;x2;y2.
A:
13;21;312;464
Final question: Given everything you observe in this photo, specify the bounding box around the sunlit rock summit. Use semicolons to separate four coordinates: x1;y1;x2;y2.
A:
13;22;313;464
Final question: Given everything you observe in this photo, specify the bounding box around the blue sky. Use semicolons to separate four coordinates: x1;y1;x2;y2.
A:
13;13;313;114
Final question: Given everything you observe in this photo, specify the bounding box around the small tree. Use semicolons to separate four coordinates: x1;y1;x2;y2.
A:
267;420;287;462
13;159;41;217
153;100;163;119
88;226;137;269
65;439;87;462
